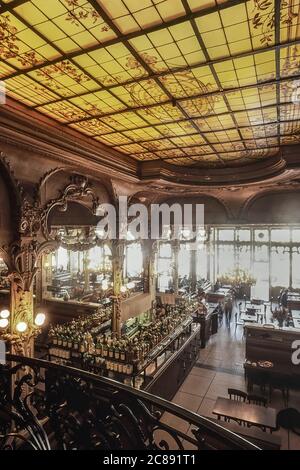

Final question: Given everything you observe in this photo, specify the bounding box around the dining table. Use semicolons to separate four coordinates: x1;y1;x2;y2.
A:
213;397;277;432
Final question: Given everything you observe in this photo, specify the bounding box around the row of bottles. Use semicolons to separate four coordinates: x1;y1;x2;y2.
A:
48;298;195;374
48;304;112;349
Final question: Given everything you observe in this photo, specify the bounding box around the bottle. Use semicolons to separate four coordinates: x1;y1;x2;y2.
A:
102;339;108;358
114;342;120;360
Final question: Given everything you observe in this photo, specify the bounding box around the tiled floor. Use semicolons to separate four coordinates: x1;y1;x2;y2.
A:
167;319;300;450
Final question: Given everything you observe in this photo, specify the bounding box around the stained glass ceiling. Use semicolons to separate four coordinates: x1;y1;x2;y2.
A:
1;0;300;168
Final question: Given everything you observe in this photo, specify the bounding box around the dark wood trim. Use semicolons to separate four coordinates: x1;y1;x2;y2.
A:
0;98;138;182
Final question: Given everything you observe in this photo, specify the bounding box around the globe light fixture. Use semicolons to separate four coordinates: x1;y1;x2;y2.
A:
0;318;9;329
34;313;46;327
0;309;10;319
16;322;28;333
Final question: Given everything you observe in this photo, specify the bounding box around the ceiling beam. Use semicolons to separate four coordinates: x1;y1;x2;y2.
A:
0;0;28;13
275;0;281;143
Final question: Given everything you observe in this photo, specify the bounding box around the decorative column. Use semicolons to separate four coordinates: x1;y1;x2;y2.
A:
8;238;39;357
111;240;125;337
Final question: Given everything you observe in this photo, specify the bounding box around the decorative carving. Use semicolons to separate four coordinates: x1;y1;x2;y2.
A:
41;174;99;240
19;200;43;237
0;355;259;450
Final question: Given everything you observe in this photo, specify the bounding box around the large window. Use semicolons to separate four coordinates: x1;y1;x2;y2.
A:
271;247;290;287
157;243;173;292
178;245;191;279
125;243;143;278
156;225;300;297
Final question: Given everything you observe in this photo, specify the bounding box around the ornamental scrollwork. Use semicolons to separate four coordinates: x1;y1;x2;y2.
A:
41;174;100;241
0;355;259;450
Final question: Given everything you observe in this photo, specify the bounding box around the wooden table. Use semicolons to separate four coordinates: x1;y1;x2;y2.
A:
207;417;281;450
213;397;277;432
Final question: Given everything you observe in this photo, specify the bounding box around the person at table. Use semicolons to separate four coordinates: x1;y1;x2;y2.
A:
280;288;288;308
224;296;233;327
215;300;224;325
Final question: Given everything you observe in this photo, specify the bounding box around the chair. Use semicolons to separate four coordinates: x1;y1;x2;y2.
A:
228;388;247;402
226;388;248;426
247;394;267;407
269;375;290;407
276;408;300;449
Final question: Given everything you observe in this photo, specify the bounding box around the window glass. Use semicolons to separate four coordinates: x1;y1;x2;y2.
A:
237;229;251;242
126;243;143;277
292;229;300;242
178;245;191;278
217;245;235;276
218;229;234;241
255;230;269;242
292;251;300;288
159;243;172;258
271;229;290;243
271;247;290;287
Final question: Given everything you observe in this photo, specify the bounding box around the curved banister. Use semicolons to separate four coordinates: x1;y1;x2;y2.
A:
1;353;260;451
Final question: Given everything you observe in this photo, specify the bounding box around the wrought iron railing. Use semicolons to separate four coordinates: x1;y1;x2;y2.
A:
0;354;260;451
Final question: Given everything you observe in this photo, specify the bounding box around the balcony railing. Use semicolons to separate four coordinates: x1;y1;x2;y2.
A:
0;354;260;451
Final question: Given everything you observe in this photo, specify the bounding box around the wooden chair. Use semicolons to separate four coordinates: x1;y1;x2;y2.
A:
247;394;267;407
228;388;247;402
276;408;300;449
226;389;248;425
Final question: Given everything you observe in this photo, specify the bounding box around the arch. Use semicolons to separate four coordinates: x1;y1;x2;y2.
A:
243;190;300;224
157;194;232;224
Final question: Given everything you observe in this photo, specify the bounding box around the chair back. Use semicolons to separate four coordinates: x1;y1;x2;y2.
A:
228;388;247;402
247;394;267;407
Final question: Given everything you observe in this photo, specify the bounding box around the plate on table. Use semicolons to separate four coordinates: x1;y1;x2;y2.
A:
258;360;273;368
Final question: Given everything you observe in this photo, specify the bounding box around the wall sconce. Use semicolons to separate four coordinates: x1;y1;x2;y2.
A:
0;309;47;356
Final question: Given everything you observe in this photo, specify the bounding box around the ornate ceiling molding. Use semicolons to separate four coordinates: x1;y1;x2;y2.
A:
0;99;138;182
1;98;300;188
138;153;289;186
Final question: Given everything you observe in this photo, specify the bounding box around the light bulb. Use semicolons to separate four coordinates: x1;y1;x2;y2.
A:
0;318;8;329
16;322;27;333
34;313;46;327
0;309;10;319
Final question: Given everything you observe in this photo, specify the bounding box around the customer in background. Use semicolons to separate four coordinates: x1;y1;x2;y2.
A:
224;296;233;328
280;288;289;309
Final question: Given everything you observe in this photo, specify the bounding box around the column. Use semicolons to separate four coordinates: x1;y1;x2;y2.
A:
111;240;125;337
8;237;37;357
